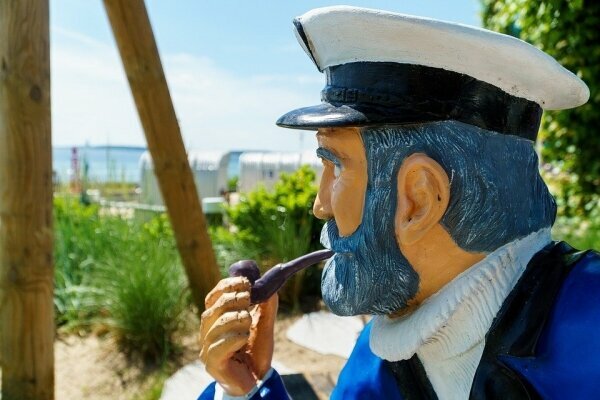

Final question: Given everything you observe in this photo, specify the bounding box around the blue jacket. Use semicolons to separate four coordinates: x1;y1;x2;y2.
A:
199;243;600;399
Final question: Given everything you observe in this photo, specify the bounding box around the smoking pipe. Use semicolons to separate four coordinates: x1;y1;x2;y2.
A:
228;249;334;304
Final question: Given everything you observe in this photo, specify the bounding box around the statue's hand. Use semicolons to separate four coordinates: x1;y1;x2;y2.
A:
199;277;278;396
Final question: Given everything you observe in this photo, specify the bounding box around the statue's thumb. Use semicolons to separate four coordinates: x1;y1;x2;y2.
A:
247;293;278;379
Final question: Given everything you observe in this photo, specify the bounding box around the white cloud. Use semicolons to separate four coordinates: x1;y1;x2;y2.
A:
51;27;322;152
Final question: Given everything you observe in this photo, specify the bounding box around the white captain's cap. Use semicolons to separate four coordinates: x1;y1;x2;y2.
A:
277;6;590;140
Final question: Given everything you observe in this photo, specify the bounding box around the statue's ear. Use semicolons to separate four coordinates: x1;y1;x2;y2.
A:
395;153;450;246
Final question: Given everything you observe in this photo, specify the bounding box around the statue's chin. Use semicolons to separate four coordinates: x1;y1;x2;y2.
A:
321;254;364;316
321;254;391;316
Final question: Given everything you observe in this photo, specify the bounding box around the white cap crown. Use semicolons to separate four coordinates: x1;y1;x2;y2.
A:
294;6;589;110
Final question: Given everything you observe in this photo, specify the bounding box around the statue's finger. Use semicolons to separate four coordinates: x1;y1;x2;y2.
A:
202;332;250;365
203;310;252;354
204;277;251;309
200;292;251;342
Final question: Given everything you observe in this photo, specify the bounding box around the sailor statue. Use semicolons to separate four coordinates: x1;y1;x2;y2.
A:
198;6;598;400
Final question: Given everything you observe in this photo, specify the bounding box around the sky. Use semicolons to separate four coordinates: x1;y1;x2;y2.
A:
50;0;481;152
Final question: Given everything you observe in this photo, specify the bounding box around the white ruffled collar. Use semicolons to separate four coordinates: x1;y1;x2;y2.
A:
369;228;552;362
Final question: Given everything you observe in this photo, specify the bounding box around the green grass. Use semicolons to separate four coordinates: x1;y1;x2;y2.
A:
54;196;189;361
131;368;173;400
54;196;119;329
94;236;188;363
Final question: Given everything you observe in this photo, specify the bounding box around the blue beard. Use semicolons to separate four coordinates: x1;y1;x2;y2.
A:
320;184;420;316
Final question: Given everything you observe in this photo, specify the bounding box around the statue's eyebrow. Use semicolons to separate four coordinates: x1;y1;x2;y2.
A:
316;147;341;166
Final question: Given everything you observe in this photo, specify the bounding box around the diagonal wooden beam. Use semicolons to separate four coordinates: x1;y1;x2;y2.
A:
103;0;221;311
0;1;54;399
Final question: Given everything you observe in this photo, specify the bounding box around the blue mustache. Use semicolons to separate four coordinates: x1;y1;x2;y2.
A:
320;219;362;254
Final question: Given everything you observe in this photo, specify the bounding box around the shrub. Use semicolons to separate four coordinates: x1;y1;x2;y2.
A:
223;165;325;311
553;207;600;251
481;0;600;218
210;226;262;277
54;196;120;329
54;197;188;361
93;216;188;363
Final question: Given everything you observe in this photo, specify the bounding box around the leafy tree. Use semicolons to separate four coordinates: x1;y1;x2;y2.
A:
481;0;599;218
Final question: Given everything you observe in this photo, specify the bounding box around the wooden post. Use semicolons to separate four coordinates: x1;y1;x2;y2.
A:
0;1;54;399
103;0;221;310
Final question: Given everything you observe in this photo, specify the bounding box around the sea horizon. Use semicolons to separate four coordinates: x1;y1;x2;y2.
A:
53;145;147;184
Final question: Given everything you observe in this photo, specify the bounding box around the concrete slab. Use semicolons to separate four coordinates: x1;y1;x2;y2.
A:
286;311;366;359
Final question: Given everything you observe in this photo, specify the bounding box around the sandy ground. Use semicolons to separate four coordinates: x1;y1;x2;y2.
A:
55;335;153;400
53;315;346;400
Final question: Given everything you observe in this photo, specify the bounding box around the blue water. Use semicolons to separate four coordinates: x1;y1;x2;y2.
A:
53;146;146;184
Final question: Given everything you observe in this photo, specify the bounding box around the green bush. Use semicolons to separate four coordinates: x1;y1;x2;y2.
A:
222;165;325;311
54;197;120;329
93;215;188;363
481;0;600;219
227;175;239;192
210;226;262;277
54;197;188;361
553;206;600;251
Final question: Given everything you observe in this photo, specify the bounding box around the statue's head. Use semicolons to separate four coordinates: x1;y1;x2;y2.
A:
277;7;589;316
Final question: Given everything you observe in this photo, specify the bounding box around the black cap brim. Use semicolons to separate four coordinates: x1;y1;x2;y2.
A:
276;103;371;130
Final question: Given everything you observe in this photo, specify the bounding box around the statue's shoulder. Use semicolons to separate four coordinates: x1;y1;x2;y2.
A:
545;245;600;345
500;244;600;399
331;322;404;400
546;242;600;326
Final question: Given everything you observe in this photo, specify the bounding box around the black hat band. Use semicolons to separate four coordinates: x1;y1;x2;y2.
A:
320;62;542;141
